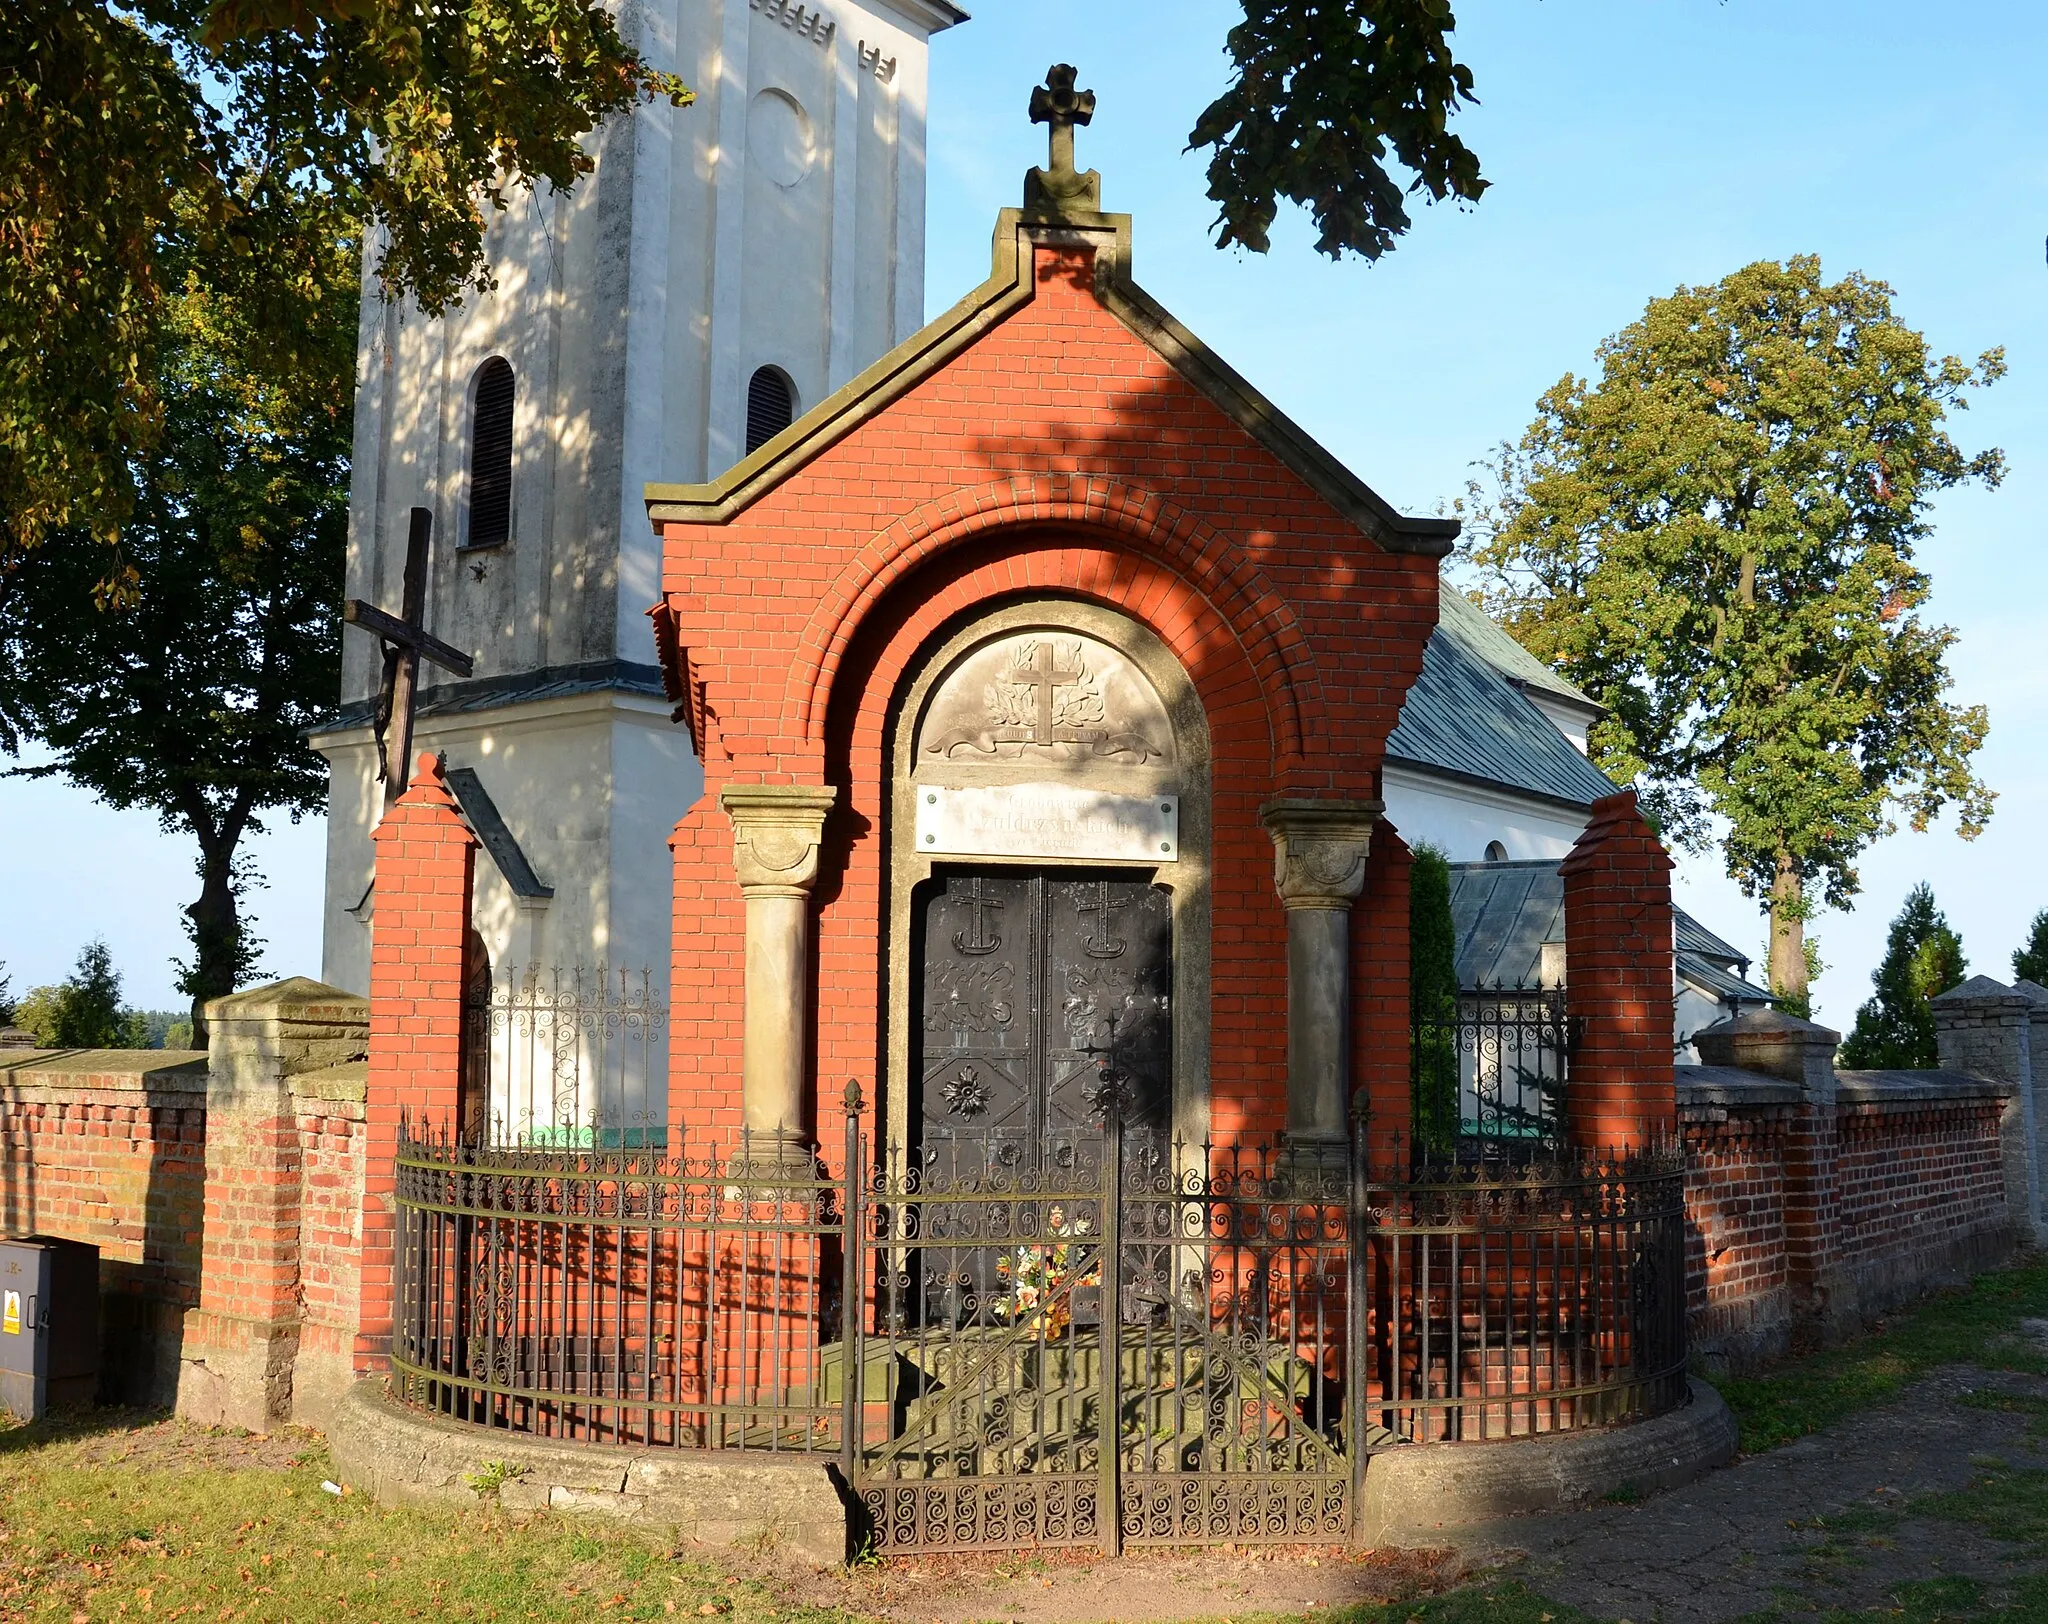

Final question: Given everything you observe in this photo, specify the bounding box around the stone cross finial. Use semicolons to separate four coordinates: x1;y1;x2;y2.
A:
1025;64;1102;215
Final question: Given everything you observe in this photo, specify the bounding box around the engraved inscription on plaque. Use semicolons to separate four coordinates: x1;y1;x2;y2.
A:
916;784;1178;862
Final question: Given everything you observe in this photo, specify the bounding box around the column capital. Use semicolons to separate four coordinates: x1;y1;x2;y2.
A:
720;784;839;895
1260;798;1382;910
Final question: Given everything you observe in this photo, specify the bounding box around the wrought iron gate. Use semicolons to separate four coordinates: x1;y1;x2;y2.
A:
850;1109;1354;1554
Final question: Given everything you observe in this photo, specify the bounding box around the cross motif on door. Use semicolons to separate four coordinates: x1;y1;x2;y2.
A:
952;876;1006;956
1074;879;1128;959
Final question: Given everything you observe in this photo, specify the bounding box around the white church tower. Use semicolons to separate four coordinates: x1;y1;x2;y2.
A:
311;0;965;1028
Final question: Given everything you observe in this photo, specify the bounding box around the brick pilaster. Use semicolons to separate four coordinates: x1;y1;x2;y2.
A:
357;751;477;1373
1559;789;1677;1149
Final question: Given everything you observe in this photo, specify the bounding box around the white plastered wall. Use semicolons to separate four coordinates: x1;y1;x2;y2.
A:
1381;765;1591;864
322;0;952;1008
316;694;701;998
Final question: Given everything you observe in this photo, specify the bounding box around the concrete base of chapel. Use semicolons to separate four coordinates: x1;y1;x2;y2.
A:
1356;1379;1739;1545
327;1380;851;1566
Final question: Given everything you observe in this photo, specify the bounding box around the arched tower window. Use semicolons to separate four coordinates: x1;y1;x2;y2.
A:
745;366;795;453
466;357;515;549
1484;839;1509;863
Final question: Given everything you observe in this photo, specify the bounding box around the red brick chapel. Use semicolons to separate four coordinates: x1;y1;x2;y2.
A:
639;98;1675;1184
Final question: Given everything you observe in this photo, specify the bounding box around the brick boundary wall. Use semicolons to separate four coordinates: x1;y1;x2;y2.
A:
0;1051;208;1403
0;1041;366;1419
1679;1065;2021;1375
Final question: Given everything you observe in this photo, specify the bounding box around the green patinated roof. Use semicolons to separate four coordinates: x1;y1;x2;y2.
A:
1447;861;1773;1007
1387;602;1620;808
1435;586;1599;714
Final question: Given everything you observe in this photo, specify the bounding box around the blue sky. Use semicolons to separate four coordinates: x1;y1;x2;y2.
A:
3;0;2043;1025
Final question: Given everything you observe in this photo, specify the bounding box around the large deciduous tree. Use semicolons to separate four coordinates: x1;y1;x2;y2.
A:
1465;257;2000;1009
1;0;689;588
0;224;353;1040
1190;0;1486;260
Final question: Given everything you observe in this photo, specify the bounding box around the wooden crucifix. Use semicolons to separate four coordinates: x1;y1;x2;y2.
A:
343;507;475;808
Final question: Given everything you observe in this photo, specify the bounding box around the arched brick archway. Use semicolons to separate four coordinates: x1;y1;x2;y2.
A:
790;475;1323;779
804;533;1294;1152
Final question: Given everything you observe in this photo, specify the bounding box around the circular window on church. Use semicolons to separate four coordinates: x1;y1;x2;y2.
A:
746;366;796;453
747;88;814;188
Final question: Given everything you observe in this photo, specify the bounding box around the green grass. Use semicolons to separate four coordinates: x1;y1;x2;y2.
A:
1730;1574;2048;1624
0;1417;779;1624
1716;1257;2048;1453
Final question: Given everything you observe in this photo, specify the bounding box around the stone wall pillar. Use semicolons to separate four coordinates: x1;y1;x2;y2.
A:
1559;789;1677;1149
1934;975;2044;1244
358;753;478;1372
177;979;368;1432
1694;1007;1841;1326
1261;800;1380;1161
1351;820;1415;1177
721;785;838;1163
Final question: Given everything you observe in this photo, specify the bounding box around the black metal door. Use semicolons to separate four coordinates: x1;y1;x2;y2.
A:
917;869;1171;1175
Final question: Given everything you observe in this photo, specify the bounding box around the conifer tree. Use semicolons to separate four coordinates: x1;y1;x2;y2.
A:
1839;884;1967;1069
1409;842;1460;1156
47;941;146;1050
2013;910;2048;988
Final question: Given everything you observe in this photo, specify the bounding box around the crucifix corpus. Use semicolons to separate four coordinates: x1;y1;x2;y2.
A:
342;506;475;808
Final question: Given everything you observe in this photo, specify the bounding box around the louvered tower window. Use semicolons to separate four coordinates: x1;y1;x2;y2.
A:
466;357;515;549
745;366;795;454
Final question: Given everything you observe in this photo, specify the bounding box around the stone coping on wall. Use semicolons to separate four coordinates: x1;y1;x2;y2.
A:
290;1060;368;1104
0;1049;209;1097
1676;1066;1804;1108
1834;1068;2013;1103
1676;1064;2013;1109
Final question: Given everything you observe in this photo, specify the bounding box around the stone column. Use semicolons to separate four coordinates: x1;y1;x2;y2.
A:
721;784;839;1163
1261;800;1380;1160
1933;975;2044;1244
178;978;368;1432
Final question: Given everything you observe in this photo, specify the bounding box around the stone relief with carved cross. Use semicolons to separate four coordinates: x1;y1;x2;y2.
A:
917;630;1175;771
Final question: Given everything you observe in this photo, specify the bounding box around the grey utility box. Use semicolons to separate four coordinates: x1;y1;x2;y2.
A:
0;1236;100;1419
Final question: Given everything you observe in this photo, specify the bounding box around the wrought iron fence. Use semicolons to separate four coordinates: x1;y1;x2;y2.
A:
391;1091;1689;1551
464;964;667;1147
1415;988;1572;1153
392;1115;851;1453
1358;1145;1688;1443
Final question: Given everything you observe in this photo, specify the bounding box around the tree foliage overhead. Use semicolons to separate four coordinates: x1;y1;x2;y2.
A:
1838;883;1966;1070
1189;0;1487;260
1464;256;2001;1004
1;0;689;586
0;215;353;1033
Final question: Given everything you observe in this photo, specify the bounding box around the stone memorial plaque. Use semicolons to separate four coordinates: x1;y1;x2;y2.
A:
915;785;1178;862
